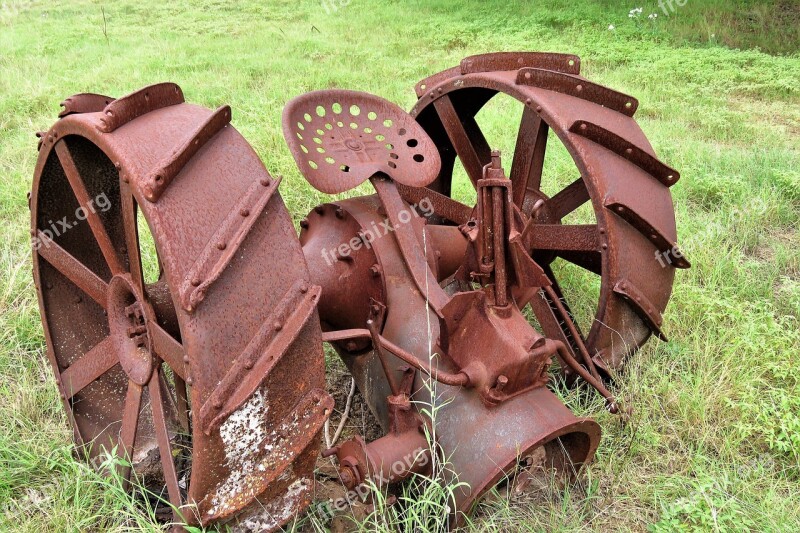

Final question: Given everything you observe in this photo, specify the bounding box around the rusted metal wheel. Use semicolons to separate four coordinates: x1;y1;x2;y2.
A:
31;85;331;530
403;52;689;374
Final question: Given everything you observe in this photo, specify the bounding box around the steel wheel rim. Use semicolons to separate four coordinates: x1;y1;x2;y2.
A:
406;57;684;372
32;133;190;519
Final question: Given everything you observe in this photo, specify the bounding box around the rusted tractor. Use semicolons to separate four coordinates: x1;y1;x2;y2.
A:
30;52;686;530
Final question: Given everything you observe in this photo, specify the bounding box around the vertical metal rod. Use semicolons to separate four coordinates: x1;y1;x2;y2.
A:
492;186;507;306
482;185;493;266
543;285;600;380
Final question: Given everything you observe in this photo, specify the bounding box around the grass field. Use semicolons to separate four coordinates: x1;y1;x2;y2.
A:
1;0;799;531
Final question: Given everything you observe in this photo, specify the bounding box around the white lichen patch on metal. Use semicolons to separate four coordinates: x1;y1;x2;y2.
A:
206;385;271;517
231;477;311;533
203;389;328;522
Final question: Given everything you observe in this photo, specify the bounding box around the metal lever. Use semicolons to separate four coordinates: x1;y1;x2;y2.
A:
476;150;513;307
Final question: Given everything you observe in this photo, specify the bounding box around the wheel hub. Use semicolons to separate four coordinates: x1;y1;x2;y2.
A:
107;274;154;385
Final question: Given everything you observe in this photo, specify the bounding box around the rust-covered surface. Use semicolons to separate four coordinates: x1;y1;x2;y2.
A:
407;51;686;373
31;51;686;530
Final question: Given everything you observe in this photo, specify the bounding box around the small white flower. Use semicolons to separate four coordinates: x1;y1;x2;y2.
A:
608;24;615;30
648;13;658;19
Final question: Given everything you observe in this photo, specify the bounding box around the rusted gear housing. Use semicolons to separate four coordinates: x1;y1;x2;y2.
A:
30;52;687;530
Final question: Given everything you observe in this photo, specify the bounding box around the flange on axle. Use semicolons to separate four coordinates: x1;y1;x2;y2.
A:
31;51;686;530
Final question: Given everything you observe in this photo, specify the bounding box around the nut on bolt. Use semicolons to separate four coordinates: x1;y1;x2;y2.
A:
495;375;509;392
338;466;356;488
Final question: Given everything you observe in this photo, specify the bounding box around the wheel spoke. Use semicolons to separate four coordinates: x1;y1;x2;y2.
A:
511;107;548;210
543;264;586;341
36;230;109;307
543;282;601;380
120;181;144;293
173;375;190;433
149;366;183;521
529;224;600;253
528;288;579;366
433;95;491;187
529;264;588;349
397;183;473;225
547;177;590;220
557;250;602;275
149;320;187;381
54;141;124;275
60;336;119;399
117;380;143;484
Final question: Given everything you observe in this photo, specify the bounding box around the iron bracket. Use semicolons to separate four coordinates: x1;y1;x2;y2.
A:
516;68;638;117
179;175;281;312
97;82;185;133
143;105;232;202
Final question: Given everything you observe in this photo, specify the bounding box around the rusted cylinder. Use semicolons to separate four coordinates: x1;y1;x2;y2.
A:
364;430;432;488
301;199;467;331
425;225;468;281
300;202;383;333
334;429;431;491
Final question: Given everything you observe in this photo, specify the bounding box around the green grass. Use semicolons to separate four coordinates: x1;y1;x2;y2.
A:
1;0;799;531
